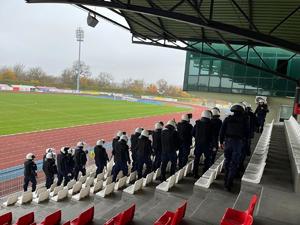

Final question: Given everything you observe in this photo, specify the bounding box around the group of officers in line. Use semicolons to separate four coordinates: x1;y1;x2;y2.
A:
24;99;269;192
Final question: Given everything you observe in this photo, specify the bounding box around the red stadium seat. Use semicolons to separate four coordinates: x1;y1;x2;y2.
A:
38;210;61;225
0;212;12;225
14;212;34;225
154;201;187;225
220;195;258;225
104;204;135;225
62;221;70;225
71;206;94;225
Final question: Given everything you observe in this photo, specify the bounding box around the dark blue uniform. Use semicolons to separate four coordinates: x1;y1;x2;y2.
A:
177;120;193;169
43;157;57;189
160;125;180;181
130;132;140;172
136;136;153;179
74;147;87;180
94;145;109;176
57;151;70;186
220;112;249;190
211;116;223;163
152;128;162;170
255;103;269;133
23;159;37;192
192;118;213;177
112;140;130;182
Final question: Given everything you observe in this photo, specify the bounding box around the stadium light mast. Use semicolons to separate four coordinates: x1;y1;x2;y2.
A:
75;27;84;92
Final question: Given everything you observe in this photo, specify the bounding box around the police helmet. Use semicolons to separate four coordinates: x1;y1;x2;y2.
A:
141;130;149;138
120;135;128;143
60;146;68;154
167;120;176;128
159;121;164;127
201;110;212;119
45;148;54;154
212;107;220;113
116;131;123;137
243;101;252;109
26;153;35;160
211;108;220;116
68;148;75;156
230;103;245;112
96;139;105;146
155;122;163;130
181;114;190;122
46;153;53;159
258;99;265;104
135;127;143;134
76;141;85;147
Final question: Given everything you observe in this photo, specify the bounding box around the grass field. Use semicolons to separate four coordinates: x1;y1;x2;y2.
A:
0;92;187;135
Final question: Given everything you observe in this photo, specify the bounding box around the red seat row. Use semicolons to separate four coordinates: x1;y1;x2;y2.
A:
220;195;258;225
1;201;187;225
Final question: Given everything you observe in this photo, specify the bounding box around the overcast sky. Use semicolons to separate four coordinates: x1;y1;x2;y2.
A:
0;1;186;85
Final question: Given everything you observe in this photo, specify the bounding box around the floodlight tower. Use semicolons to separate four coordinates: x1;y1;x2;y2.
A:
76;27;84;92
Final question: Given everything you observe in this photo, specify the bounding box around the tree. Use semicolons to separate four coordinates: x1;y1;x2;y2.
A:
13;64;26;80
0;69;17;83
97;72;114;88
146;83;158;95
156;79;168;94
72;61;91;78
60;69;76;89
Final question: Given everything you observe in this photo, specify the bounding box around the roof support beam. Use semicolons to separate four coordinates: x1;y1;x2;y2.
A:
25;0;300;54
168;0;185;12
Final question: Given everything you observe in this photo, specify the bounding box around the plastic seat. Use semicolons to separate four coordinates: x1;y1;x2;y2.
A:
156;175;176;192
90;180;103;194
116;171;124;181
184;161;193;177
67;180;76;190
175;169;184;184
84;177;94;188
17;191;33;205
220;195;257;225
50;186;63;197
126;171;137;184
104;176;113;187
51;188;68;202
38;210;61;225
123;178;143;194
68;181;82;195
203;169;217;180
115;176;128;191
62;221;70;225
14;212;34;225
104;204;135;225
70;206;94;225
153;168;161;181
0;212;12;225
194;175;214;189
154;201;187;225
72;186;90;201
143;172;154;187
33;190;49;203
97;182;115;197
3;194;18;206
95;172;104;182
48;183;57;192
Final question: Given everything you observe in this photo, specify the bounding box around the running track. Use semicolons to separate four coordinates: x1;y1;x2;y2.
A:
0;104;205;170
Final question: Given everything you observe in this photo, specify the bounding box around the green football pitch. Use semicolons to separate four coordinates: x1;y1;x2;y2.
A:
0;92;186;135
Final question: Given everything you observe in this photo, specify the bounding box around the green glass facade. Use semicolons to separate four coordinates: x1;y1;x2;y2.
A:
183;44;300;97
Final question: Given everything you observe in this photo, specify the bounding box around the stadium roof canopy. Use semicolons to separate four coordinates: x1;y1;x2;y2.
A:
26;0;300;84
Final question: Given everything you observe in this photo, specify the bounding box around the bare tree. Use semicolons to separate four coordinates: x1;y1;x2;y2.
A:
97;72;114;88
156;79;168;94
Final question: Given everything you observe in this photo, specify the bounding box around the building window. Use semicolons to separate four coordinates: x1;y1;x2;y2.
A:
211;60;221;75
209;76;220;87
200;60;210;75
221;77;232;88
189;59;200;75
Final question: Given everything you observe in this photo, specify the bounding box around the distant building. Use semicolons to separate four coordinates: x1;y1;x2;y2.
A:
183;44;300;97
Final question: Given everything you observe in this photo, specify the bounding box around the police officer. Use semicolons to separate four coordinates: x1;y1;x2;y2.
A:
137;130;153;179
94;139;109;176
43;148;55;162
161;120;180;181
177;114;193;169
220;103;249;191
152;122;163;170
112;135;131;182
130;127;143;172
43;152;57;189
112;131;123;159
211;108;223;163
74;141;87;180
67;148;75;180
57;147;70;186
192;110;213;178
23;153;37;192
255;99;269;133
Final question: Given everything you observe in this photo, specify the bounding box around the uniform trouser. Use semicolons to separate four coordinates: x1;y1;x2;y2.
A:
137;157;152;179
23;175;37;192
178;143;191;169
153;152;162;171
96;163;105;176
160;152;177;180
112;161;128;182
45;175;54;189
57;172;70;186
131;154;138;172
74;166;86;181
211;146;218;164
193;144;211;176
224;138;244;188
257;117;265;133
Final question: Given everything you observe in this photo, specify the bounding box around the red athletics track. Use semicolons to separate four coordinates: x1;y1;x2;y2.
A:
0;104;206;170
